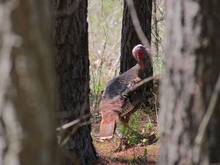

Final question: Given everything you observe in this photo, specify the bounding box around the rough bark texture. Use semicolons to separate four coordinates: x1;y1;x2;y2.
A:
51;0;97;165
120;0;153;106
159;0;220;164
0;0;56;165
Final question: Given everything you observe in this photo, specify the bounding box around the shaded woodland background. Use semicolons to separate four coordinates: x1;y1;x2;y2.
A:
0;0;219;165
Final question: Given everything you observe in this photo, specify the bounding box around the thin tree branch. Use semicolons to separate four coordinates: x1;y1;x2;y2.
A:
56;114;90;131
120;75;160;117
122;75;160;97
125;0;152;53
195;75;220;145
59;121;92;147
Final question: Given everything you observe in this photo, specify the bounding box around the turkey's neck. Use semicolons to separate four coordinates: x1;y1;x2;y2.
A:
137;63;146;79
138;61;145;70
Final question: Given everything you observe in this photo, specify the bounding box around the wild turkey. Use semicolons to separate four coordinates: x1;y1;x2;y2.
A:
99;44;152;140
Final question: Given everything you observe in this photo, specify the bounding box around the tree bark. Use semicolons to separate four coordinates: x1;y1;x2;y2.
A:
120;0;152;73
0;0;56;165
51;0;97;164
120;0;153;106
159;0;220;164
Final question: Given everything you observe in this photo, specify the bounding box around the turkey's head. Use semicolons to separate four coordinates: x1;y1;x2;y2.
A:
132;44;147;70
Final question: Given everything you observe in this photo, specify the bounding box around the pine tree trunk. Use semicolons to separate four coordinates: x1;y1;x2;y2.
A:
159;0;220;164
0;0;56;165
120;0;152;73
51;1;97;164
120;0;153;106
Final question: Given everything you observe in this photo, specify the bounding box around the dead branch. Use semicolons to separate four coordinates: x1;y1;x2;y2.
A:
125;0;152;53
56;114;90;131
120;75;160;117
195;75;220;145
122;75;160;97
59;120;91;147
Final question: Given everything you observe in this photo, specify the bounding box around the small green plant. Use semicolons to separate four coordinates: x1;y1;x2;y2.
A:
118;111;143;146
145;122;153;132
117;111;158;148
142;138;148;145
144;146;148;156
92;82;103;94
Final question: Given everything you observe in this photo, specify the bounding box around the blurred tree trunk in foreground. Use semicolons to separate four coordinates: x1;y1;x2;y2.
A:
160;0;220;164
51;0;97;164
0;0;56;165
120;0;153;106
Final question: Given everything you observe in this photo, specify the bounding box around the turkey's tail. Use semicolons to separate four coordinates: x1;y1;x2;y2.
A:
99;111;119;140
99;97;123;140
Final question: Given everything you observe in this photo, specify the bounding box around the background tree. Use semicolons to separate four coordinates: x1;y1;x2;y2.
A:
159;0;220;164
120;0;153;107
51;0;97;164
120;0;152;73
0;0;56;165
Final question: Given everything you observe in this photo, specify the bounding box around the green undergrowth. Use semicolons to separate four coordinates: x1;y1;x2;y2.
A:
118;110;157;147
88;1;164;148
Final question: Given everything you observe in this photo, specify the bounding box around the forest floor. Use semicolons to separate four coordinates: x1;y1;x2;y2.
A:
91;111;159;165
90;79;160;164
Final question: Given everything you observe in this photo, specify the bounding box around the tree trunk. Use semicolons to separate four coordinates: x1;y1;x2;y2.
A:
0;0;56;165
120;0;153;106
51;0;97;164
120;0;152;73
159;0;220;164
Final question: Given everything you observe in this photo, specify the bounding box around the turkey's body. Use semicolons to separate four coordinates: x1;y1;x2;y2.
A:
99;44;151;140
103;65;140;99
99;64;145;139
